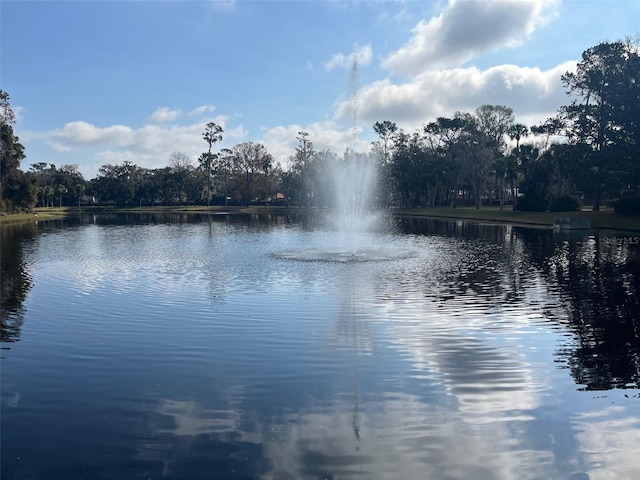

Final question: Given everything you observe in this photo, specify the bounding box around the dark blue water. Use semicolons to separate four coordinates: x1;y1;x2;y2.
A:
2;213;639;479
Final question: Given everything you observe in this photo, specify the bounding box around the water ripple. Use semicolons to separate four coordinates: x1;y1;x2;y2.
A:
3;217;639;480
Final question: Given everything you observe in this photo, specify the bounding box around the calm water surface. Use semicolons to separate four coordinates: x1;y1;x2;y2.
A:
1;213;639;480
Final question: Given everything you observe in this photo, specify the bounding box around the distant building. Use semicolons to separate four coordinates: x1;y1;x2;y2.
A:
79;195;97;205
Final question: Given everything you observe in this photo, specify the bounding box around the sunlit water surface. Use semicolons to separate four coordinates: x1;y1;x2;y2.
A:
1;213;639;480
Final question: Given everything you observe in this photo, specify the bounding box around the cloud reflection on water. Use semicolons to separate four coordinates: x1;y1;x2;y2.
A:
5;216;639;479
573;406;640;480
133;241;570;480
142;391;566;480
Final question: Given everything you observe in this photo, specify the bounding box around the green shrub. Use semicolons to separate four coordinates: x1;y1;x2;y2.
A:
614;196;640;215
549;195;581;212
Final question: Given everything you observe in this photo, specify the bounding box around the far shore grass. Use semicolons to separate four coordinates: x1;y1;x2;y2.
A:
396;206;640;231
2;205;640;232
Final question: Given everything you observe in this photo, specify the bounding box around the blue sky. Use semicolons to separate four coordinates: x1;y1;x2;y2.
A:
2;0;639;179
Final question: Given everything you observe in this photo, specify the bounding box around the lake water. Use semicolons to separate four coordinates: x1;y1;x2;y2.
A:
1;213;639;480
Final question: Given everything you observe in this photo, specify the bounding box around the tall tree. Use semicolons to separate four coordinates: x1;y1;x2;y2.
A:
217;148;234;206
508;123;529;152
1;90;35;213
230;142;273;206
530;117;562;151
372;120;398;164
168;152;193;204
470;105;514;209
92;161;143;206
507;123;529;210
424;115;469;208
560;39;640;209
0;91;23;178
388;129;436;208
475;104;515;148
202;122;224;206
284;131;317;206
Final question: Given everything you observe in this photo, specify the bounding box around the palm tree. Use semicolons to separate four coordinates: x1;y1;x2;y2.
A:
202;122;223;207
507;124;529;211
76;183;85;207
508;123;529;151
57;185;68;207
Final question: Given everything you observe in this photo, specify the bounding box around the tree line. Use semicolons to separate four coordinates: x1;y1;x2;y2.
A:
371;37;639;212
1;38;638;214
87;136;281;208
1;116;283;210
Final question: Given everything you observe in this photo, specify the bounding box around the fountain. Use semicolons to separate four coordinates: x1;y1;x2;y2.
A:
275;56;413;263
330;152;380;254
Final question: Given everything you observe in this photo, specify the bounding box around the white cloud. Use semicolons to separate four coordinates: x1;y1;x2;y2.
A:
95;149;155;167
259;121;370;168
150;107;182;123
325;44;373;71
208;0;236;11
42;115;243;174
49;121;134;146
49;141;73;153
383;0;559;75
333;61;576;131
188;105;216;117
223;123;249;143
12;105;25;125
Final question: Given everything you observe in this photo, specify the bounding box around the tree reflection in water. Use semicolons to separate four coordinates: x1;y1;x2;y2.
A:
3;216;639;391
2;215;639;479
398;218;640;391
1;222;37;344
517;228;640;390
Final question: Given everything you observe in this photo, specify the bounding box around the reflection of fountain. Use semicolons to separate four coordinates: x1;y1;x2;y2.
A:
274;246;411;263
352;347;361;451
338;276;367;452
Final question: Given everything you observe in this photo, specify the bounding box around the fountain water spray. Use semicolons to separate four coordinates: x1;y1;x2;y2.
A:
328;54;381;253
275;54;411;262
331;154;379;253
351;52;359;150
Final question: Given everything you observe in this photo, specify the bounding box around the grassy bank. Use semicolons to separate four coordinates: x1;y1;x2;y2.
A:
0;208;70;224
0;205;291;224
3;205;639;231
396;206;640;231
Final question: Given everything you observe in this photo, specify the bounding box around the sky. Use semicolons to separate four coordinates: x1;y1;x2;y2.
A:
2;0;639;179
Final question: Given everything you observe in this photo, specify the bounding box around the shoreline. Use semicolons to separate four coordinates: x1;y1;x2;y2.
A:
394;207;640;232
2;205;640;232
